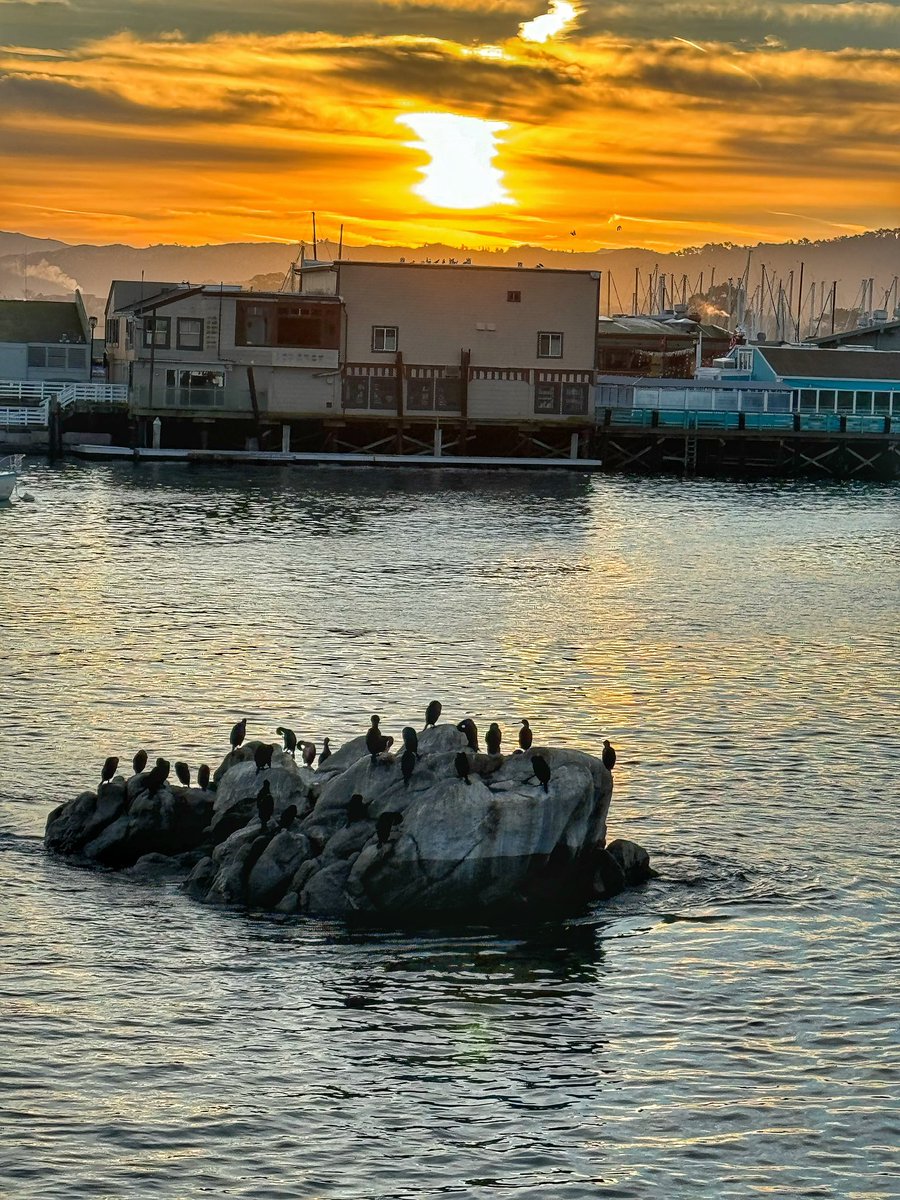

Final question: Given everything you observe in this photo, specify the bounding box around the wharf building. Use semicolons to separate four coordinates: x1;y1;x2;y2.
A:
104;262;601;456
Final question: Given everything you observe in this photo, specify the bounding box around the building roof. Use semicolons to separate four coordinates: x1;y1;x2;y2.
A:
759;346;900;382
334;259;601;279
107;280;181;315
812;318;900;346
0;299;85;345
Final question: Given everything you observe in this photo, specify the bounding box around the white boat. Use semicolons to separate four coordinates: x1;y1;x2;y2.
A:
0;454;24;501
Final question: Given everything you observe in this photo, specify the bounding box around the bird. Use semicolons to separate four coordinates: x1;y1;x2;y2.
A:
302;742;316;768
174;761;191;788
280;804;298;829
230;718;247;750
532;755;551;794
366;715;390;764
456;718;479;752
570;230;576;236
518;719;533;752
276;726;297;757
346;793;369;824
401;726;419;757
424;699;442;729
132;749;148;775
319;738;332;765
401;748;416;788
145;759;169;796
256;781;274;830
254;743;274;773
455;752;471;785
376;811;402;846
100;756;119;788
197;763;211;791
486;723;502;755
602;740;617;770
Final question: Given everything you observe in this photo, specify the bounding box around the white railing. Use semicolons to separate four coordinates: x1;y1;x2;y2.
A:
55;383;129;409
0;381;50;403
0;380;128;427
0;404;48;427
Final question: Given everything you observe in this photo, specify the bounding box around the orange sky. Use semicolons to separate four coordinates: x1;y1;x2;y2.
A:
1;1;898;250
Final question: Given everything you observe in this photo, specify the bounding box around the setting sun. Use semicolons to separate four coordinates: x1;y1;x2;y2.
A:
397;113;512;210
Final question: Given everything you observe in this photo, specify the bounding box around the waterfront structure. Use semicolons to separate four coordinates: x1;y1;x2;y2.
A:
595;315;731;377
813;315;900;352
0;297;93;384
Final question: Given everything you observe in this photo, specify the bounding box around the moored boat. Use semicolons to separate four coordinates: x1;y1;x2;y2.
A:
0;454;23;501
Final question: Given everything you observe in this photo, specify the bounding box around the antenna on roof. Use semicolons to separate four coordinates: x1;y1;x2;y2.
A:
338;223;344;262
311;212;317;261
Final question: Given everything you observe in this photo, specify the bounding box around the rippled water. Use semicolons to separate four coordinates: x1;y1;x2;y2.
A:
1;460;898;1198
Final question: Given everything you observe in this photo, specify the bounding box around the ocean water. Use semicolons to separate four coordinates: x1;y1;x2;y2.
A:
1;459;897;1199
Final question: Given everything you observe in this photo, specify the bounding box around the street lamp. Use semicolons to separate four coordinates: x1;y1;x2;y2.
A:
88;315;98;381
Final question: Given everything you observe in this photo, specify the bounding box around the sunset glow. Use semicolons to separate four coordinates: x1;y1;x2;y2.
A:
0;1;896;250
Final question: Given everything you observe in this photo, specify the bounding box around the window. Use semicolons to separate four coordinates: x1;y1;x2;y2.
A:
537;332;563;358
372;326;398;353
105;318;119;346
177;317;204;350
234;300;341;349
142;316;170;349
736;349;754;371
507;290;521;303
165;369;224;389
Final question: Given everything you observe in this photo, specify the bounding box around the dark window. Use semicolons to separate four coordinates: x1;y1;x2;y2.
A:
235;300;341;349
372;326;398;353
177;317;204;350
27;346;43;367
105;318;119;346
142;316;170;349
560;382;588;414
534;382;561;414
507;290;521;303
537;332;563;358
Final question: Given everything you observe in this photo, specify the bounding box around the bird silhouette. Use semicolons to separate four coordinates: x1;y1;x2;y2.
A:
280;803;298;829
455;752;471;785
366;715;390;764
532;755;551;794
518;719;533;752
254;743;274;773
174;761;191;788
197;763;211;791
346;793;369;824
456;718;479;752
230;718;247;750
602;740;617;770
424;699;442;729
401;726;419;757
401;748;416;788
100;756;119;789
276;726;297;756
486;723;502;755
132;749;148;775
145;759;169;796
319;738;332;765
302;742;316;768
256;781;274;829
376;811;402;846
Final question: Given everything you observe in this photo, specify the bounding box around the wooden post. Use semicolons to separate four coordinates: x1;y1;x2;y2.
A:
48;398;62;460
246;366;261;438
433;426;443;457
281;423;291;454
569;430;580;459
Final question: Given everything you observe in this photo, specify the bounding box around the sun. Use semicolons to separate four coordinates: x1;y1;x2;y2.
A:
397;113;512;210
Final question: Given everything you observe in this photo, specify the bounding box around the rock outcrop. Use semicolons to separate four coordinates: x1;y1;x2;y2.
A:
45;724;653;919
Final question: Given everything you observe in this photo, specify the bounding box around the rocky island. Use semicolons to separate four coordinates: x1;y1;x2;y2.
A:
45;721;653;919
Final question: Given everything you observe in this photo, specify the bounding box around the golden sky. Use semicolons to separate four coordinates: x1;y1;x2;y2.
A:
1;0;898;249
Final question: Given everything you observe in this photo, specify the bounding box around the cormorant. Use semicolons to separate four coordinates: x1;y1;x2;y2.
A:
602;740;617;771
280;803;298;829
346;793;369;824
174;761;191;787
456;718;479;752
518;719;533;752
254;743;274;773
256;780;274;829
302;742;316;768
319;738;332;765
401;726;419;757
276;726;297;757
424;699;442;729
455;752;471;785
230;718;248;750
532;755;551;794
486;723;502;755
197;763;211;791
401;748;416;788
132;749;148;775
376;811;402;846
145;759;169;796
100;756;119;788
366;715;389;764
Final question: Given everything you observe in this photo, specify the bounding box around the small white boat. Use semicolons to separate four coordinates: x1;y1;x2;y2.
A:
0;454;24;501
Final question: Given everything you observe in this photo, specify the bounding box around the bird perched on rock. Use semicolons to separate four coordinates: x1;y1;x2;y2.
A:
100;756;119;789
424;699;442;729
602;739;617;770
518;719;533;752
532;755;551;794
145;759;170;796
132;749;148;775
256;781;274;830
230;718;248;750
455;752;471;785
280;803;298;829
486;723;502;755
401;726;419;758
366;715;391;764
197;764;211;791
376;811;402;846
174;761;191;788
319;738;332;765
254;743;274;773
302;742;316;768
401;748;416;788
346;793;369;824
457;719;479;752
276;726;297;757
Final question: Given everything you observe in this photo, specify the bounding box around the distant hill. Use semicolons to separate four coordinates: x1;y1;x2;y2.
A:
1;229;897;329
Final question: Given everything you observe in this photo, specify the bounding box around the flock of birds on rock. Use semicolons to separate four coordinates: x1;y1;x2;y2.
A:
96;699;617;828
